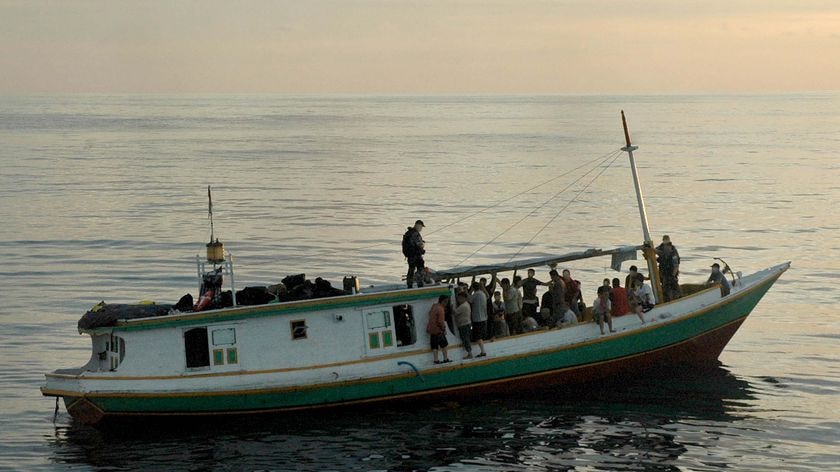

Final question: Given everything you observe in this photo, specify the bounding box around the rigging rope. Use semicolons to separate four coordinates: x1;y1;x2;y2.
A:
422;148;625;240
450;148;623;269
346;147;626;255
505;149;625;263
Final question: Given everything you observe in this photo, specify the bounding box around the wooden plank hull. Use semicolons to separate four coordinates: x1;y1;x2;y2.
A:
52;265;784;425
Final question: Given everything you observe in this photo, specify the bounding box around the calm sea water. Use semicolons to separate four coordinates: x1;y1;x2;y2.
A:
0;94;838;471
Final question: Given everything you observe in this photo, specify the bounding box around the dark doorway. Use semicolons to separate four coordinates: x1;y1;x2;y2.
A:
393;305;416;347
184;327;210;368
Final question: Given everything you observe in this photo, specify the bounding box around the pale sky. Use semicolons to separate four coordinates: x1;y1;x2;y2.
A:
1;0;838;94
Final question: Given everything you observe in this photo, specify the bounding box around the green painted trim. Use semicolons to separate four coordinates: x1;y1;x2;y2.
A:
76;273;778;416
87;286;451;334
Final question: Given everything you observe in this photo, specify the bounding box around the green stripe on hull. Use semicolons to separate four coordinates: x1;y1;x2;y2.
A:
86;276;776;415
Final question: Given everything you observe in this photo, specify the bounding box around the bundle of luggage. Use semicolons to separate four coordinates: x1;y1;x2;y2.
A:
77;301;174;330
275;274;348;302
77;274;350;329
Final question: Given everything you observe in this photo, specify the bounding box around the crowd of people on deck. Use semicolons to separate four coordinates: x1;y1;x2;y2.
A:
406;221;734;363
423;263;670;363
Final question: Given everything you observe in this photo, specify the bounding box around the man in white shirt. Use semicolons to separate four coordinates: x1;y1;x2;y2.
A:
631;273;653;323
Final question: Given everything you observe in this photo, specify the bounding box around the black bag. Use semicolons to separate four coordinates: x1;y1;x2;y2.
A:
281;274;306;289
173;293;194;312
236;286;275;306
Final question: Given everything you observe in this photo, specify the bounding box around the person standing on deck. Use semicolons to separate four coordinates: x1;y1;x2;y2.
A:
518;268;547;325
491;291;509;338
655;235;682;302
479;275;497;302
402;220;426;288
513;275;525;331
500;278;523;335
469;282;489;357
453;292;474;359
479;275;497;339
562;269;583;319
426;295;452;364
548;270;568;325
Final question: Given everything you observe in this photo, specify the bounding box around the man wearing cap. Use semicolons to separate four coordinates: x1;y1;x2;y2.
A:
655;235;681;302
403;220;426;288
706;262;731;297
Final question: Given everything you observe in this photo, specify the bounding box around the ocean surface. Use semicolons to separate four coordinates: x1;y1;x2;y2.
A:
0;94;838;471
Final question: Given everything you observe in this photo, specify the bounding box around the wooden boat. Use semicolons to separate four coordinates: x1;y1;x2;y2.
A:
41;113;788;425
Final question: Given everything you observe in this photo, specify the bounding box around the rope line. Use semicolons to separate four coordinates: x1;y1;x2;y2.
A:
346;147;625;255
505;150;625;263
423;148;625;239
451;148;622;268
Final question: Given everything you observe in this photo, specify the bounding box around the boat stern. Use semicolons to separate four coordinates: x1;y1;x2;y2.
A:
42;368;99;422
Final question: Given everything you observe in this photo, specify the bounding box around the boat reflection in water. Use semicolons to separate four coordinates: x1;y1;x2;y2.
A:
48;365;756;471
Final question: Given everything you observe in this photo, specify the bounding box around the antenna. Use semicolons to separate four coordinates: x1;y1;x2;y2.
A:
205;186;224;263
208;185;215;243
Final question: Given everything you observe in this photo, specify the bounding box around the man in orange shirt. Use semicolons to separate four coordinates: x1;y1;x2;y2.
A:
426;295;452;364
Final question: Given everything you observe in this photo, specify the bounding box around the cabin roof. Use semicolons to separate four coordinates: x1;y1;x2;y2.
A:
82;285;451;334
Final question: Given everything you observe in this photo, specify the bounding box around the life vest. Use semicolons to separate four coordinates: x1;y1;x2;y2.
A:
194;289;215;312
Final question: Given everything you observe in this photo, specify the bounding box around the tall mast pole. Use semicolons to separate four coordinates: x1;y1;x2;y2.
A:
621;111;663;303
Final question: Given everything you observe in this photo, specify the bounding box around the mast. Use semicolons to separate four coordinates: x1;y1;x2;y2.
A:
621;111;663;303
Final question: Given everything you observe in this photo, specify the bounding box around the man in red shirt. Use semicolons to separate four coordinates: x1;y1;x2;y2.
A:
426;295;452;364
562;269;583;319
610;278;631;317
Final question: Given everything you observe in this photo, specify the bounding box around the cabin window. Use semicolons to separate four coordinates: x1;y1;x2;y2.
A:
291;320;308;340
364;309;396;352
212;328;236;346
393;304;416;347
366;310;391;330
185;327;210;368
205;327;239;367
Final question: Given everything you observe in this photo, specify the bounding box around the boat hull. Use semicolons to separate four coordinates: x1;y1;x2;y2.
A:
50;264;785;425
